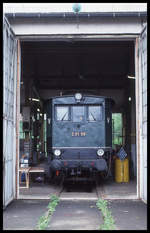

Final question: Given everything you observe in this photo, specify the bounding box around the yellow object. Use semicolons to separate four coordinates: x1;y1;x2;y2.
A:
115;157;129;183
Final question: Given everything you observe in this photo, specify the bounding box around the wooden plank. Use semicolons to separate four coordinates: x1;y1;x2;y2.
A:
16;39;21;198
29;167;45;172
19;167;31;189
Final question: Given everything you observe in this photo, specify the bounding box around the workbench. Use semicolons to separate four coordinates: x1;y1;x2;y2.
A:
19;167;31;189
19;167;45;188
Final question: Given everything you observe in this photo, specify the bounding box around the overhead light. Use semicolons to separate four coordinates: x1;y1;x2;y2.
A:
72;3;81;13
128;97;132;101
37;108;40;112
37;113;40;120
29;98;40;102
127;75;135;79
32;116;35;122
44;114;47;120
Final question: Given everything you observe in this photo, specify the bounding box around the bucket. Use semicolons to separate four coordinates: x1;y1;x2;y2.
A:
115;157;129;183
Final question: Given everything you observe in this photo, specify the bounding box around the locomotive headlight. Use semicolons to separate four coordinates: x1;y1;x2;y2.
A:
75;93;82;101
97;149;104;156
54;149;61;157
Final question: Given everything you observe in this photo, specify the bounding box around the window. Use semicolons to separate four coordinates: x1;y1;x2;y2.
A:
72;106;84;122
88;105;102;121
19;121;25;139
112;113;123;147
56;106;69;121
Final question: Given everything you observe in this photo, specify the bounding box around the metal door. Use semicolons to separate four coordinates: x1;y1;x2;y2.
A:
3;16;17;208
139;24;147;203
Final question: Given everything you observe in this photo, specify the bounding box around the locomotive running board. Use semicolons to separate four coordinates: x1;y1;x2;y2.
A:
52;147;112;149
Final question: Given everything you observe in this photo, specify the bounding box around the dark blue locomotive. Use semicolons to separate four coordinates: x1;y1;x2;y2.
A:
45;93;114;180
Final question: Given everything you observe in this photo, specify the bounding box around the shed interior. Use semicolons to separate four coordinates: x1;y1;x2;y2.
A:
19;39;137;196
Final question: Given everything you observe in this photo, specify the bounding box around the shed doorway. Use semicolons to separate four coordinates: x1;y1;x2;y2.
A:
17;37;138;200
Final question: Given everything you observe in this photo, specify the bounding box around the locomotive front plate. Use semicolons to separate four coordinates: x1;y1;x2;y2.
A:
72;132;86;136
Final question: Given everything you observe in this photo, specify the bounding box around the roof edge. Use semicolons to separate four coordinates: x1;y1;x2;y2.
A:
5;11;147;19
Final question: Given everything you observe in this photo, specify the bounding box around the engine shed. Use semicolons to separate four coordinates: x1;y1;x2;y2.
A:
3;3;147;207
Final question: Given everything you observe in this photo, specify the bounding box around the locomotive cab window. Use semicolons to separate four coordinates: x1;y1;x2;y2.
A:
72;106;85;122
56;106;69;121
88;105;102;121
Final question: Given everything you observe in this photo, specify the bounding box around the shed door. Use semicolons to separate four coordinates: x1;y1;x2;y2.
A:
139;24;147;202
3;17;17;208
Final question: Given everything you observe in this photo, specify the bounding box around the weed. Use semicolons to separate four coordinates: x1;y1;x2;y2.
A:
37;215;50;230
36;194;60;230
96;198;116;230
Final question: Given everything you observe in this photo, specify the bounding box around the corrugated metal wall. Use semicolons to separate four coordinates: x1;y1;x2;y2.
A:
3;17;17;207
140;24;147;202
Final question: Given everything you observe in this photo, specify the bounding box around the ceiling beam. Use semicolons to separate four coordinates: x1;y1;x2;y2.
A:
32;74;127;80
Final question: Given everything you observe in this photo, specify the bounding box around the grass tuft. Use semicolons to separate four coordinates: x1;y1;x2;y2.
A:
96;198;116;230
36;194;60;230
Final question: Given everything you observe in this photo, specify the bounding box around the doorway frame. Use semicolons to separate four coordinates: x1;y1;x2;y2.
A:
15;34;140;200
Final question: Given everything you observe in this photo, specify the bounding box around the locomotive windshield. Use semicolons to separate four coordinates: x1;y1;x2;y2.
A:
88;105;102;121
56;106;69;121
55;104;103;122
72;106;84;122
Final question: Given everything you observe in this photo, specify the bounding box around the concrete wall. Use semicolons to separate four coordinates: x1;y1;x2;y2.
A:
7;17;145;36
3;3;147;36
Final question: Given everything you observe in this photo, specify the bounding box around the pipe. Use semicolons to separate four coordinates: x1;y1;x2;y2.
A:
5;11;147;19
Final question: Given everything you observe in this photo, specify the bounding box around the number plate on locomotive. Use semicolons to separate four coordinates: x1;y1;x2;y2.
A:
72;132;86;136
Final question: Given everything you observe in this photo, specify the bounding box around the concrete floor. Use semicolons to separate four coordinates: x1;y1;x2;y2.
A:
19;176;137;200
19;183;62;199
3;198;147;230
96;177;137;199
47;200;102;230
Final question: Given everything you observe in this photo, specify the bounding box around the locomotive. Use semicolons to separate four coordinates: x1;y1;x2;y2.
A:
45;93;114;180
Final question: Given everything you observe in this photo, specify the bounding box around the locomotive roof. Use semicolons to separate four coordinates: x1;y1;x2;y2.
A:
47;94;114;100
45;94;115;106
